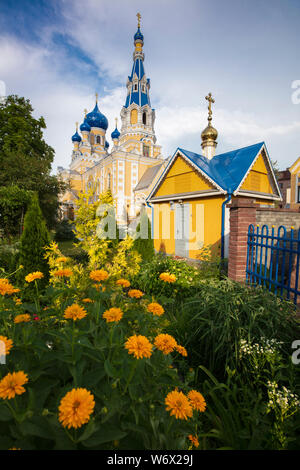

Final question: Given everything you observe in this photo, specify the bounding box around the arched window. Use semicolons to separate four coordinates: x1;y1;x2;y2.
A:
96;135;101;144
130;109;138;124
142;112;147;125
143;144;150;157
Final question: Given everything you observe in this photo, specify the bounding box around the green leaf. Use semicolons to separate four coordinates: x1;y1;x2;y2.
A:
82;424;127;447
0;405;13;421
104;359;118;378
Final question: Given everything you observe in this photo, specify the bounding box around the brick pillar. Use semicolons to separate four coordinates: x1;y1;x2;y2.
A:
227;198;257;282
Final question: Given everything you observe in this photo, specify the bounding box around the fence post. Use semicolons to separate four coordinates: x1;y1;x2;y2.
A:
227;198;257;282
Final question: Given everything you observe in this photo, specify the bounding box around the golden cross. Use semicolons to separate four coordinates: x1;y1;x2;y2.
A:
205;93;215;123
95;92;98;103
115;117;118;128
84;108;87;117
137;12;141;28
76;121;78;131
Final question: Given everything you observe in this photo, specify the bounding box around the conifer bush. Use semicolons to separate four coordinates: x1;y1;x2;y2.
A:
17;193;50;288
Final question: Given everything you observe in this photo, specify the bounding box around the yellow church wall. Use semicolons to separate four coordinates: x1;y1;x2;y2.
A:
155;155;214;197
241;154;274;194
152;196;224;260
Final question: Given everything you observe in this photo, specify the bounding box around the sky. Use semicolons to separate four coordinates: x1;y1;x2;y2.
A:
0;0;300;172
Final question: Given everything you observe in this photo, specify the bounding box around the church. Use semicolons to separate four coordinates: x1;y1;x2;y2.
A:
58;14;166;225
58;14;283;261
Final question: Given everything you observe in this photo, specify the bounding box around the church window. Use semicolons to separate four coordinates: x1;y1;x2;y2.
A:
96;135;101;144
143;144;150;157
134;83;138;91
142;112;147;125
130;109;138;124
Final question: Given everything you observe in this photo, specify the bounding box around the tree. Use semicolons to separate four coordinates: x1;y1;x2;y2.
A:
0;185;32;239
0;95;66;228
17;193;50;288
133;210;154;262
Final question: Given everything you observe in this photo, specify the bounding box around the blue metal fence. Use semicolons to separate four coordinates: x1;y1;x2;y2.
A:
246;224;300;305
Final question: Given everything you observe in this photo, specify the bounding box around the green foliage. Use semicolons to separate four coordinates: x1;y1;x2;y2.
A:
0;185;32;238
0;266;203;450
165;279;299;379
54;220;77;242
0;241;20;274
133;211;154;262
17;193;50;289
0;95;66;228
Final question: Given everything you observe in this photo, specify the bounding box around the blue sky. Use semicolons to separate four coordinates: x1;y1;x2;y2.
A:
0;0;299;171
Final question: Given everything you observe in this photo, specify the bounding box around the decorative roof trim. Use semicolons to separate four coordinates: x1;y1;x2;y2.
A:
149;189;223;203
236;189;281;200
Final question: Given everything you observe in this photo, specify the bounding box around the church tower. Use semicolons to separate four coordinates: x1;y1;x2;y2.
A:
119;13;161;159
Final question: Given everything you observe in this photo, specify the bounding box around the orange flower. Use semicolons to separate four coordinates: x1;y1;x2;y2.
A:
25;271;44;283
125;335;153;359
187;390;206;412
53;269;73;278
103;307;123;323
89;270;109;282
128;289;144;299
188;435;199;448
14;314;31;324
165;390;193;420
58;388;95;429
176;345;188;357
0;279;20;296
154;334;177;354
14;298;22;305
56;257;68;263
0;371;28;400
64;303;87;321
81;298;93;303
116;279;131;288
159;272;177;283
0;336;13;356
147;302;164;316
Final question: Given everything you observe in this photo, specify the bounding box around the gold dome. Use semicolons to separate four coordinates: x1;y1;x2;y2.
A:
201;124;218;142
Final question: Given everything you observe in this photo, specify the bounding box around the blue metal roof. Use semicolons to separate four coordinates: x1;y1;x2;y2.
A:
177;142;265;193
124;57;151;108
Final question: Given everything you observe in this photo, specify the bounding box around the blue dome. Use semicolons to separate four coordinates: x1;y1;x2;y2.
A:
86;102;108;130
71;131;82;142
105;140;109;149
80;119;91;132
134;27;144;42
111;127;120;140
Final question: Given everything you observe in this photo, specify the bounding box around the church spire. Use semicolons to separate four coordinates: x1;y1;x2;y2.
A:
201;93;218;160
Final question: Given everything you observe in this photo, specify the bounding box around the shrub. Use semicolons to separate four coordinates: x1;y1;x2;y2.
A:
16;193;50;290
133;212;154;262
54;220;76;242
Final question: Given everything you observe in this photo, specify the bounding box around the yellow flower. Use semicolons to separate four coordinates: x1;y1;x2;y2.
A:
9;447;21;450
103;307;123;323
81;298;93;303
89;270;109;282
165;390;193;420
0;371;28;400
187;390;206;412
128;289;144;299
58;388;95;429
188;435;199;448
56;257;68;263
154;334;177;355
176;345;188;357
0;279;20;296
159;272;177;283
53;268;73;278
0;336;13;356
116;279;131;288
15;298;22;305
25;271;44;283
64;304;87;321
147;302;164;316
14;314;31;324
125;335;153;359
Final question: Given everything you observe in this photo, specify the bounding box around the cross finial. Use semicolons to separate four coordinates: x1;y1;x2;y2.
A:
84;108;87;117
95;92;98;103
205;92;215;124
115;117;118;128
76;121;78;131
137;12;141;28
